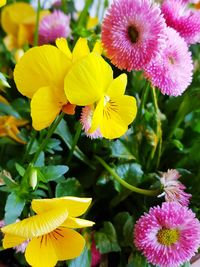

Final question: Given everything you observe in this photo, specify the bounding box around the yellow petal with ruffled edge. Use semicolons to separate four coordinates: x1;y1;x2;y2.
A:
14;45;71;98
31;86;64;130
1;206;68;239
0;0;6;8
1;3;35;36
3;233;27;249
72;38;90;63
107;74;127;97
65;53;113;105
99;95;137;139
32;197;92;217
56;38;72;60
25;228;85;267
62;217;94;228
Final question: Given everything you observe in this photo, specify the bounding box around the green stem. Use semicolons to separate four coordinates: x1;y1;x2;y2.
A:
77;0;93;29
22;113;65;186
95;156;160;197
22;130;37;163
67;122;82;164
136;82;150;124
146;86;162;170
61;0;67;13
34;0;41;46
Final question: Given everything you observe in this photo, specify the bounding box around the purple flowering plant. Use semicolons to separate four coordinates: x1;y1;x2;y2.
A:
0;0;200;266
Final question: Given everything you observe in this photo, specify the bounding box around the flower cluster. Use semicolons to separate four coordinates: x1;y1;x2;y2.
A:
101;0;199;96
1;197;94;267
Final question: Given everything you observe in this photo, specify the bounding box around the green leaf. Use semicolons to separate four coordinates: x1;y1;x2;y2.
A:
171;139;184;151
110;139;135;160
0;72;10;88
181;262;190;267
38;165;69;182
127;253;153;267
114;163;144;192
94;222;121;254
68;246;91;267
4;192;26;224
56;177;83;197
114;212;134;247
55;119;94;169
15;163;25;177
45;138;62;154
0;103;20;117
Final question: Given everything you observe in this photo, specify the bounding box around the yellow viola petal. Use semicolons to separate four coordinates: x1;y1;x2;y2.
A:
1;3;35;36
2;233;27;249
92;40;102;55
72;38;90;63
100;95;137;139
1;206;68;239
56;37;72;60
107;73;127;98
25;228;85;267
32;197;92;217
0;0;6;8
25;236;57;267
14;45;71;98
62;217;95;228
89;97;104;133
30;86;63;130
65;53;113;105
54;228;85;260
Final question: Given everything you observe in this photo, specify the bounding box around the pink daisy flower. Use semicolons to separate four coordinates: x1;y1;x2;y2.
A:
80;106;102;139
134;202;200;267
145;27;193;96
39;10;71;45
101;0;166;71
161;0;200;44
158;169;191;206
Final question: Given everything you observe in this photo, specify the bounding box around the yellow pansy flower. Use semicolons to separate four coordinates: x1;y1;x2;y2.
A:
1;2;48;51
14;38;97;130
65;53;137;139
1;197;94;267
0;0;6;7
0;115;28;144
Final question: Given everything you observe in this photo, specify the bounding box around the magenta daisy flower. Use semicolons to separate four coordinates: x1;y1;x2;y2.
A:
101;0;166;71
134;202;200;267
161;0;200;44
39;10;71;45
158;169;191;206
145;27;193;96
80;106;102;139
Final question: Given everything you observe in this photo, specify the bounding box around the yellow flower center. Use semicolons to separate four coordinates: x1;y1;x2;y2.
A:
157;228;180;246
128;25;139;43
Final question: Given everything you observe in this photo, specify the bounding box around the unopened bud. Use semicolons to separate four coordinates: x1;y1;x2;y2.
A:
29;169;37;190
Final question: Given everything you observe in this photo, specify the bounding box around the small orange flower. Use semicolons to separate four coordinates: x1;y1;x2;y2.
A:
0;115;28;144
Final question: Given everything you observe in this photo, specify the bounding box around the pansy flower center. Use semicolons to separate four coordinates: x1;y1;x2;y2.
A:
157;228;180;246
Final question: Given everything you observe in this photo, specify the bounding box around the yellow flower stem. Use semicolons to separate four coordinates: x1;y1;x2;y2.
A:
66;122;82;164
77;0;93;29
146;86;162;170
34;0;41;46
95;156;160;197
22;112;65;187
